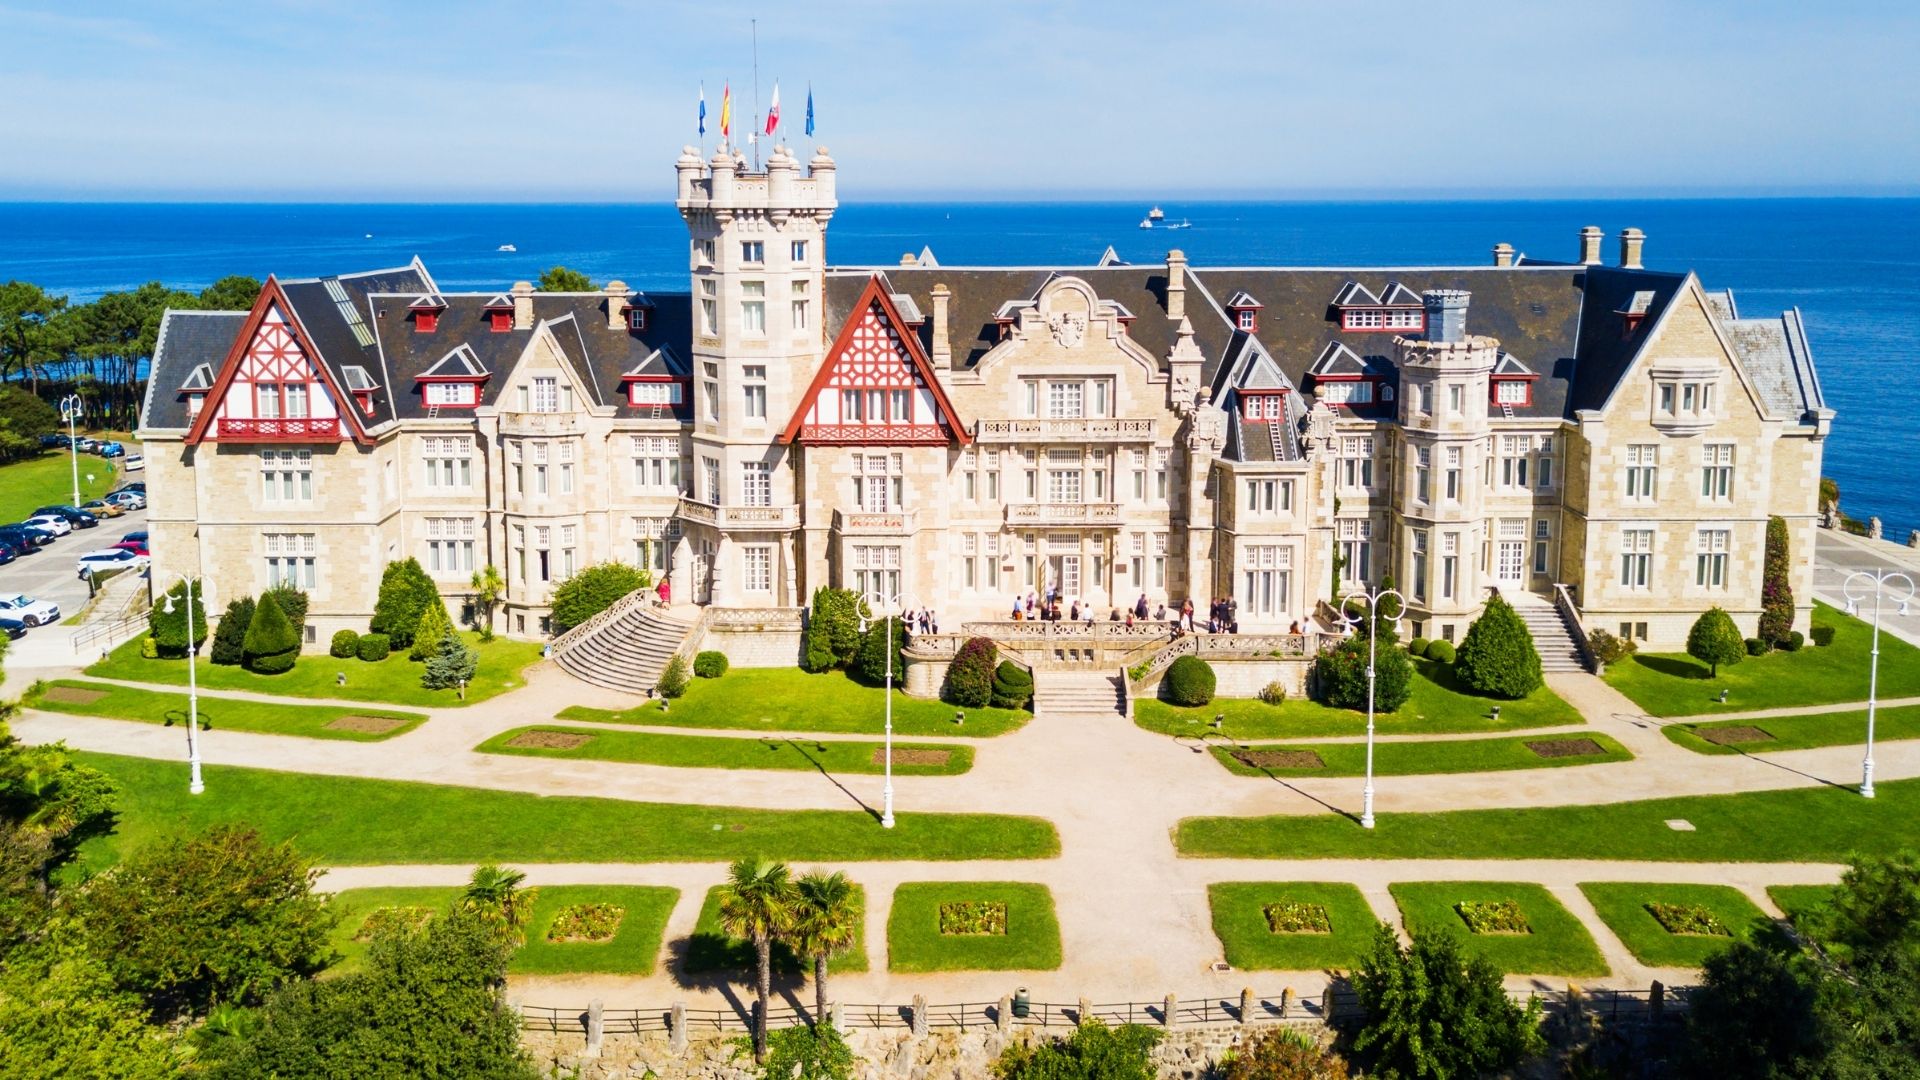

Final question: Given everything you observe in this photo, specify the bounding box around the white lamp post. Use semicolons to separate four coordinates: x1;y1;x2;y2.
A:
160;577;214;795
1335;583;1404;829
1843;569;1914;799
58;394;82;506
856;589;910;829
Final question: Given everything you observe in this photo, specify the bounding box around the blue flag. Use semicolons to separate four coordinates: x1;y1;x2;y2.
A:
698;84;707;137
805;85;814;137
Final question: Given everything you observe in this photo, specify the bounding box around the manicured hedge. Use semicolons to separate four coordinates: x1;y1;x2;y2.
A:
990;661;1033;710
693;651;729;678
357;633;391;662
943;637;996;708
330;630;360;659
1164;655;1216;706
1426;639;1456;664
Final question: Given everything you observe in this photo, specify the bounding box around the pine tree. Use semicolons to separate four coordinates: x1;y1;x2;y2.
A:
1688;607;1747;677
370;559;435;647
422;633;478;691
210;596;254;666
801;588;837;673
241;591;300;675
409;598;453;662
1454;595;1544;699
1759;516;1795;645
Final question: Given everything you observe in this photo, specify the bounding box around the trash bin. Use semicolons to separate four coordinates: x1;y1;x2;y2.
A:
1012;987;1030;1019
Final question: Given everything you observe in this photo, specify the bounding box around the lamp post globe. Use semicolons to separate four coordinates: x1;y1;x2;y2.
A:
1335;584;1403;830
856;589;909;829
162;576;214;795
58;394;82;506
1843;569;1915;799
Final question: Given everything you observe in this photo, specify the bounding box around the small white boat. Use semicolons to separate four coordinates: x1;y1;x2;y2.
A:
1165;219;1192;230
364;233;373;238
497;243;517;252
1147;206;1165;221
1138;217;1153;229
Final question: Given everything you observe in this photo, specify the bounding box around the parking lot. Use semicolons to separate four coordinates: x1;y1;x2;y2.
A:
1;491;148;633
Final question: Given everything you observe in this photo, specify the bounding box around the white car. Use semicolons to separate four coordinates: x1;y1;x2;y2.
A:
122;455;145;472
22;514;71;537
76;548;149;579
106;490;146;510
0;593;59;626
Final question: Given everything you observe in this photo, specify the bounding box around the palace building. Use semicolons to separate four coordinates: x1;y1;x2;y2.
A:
140;144;1831;671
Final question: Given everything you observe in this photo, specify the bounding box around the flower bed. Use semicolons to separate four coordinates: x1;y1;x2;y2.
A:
355;905;433;942
546;902;626;943
938;900;1008;936
1645;901;1729;937
1262;902;1331;934
1456;899;1532;935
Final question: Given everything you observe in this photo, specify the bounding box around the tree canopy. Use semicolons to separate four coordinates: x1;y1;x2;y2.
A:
536;266;595;292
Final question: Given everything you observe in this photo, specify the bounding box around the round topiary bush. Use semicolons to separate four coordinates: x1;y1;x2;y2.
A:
990;660;1033;710
1425;639;1456;664
1257;680;1287;706
357;632;391;662
1409;637;1430;659
1784;630;1806;652
1164;655;1217;706
1687;607;1746;677
693;650;729;678
942;637;997;708
1745;637;1770;657
1453;596;1544;699
330;629;360;659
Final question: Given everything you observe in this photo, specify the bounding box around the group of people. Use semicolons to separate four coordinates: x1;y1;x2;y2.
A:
1005;590;1246;636
897;607;939;634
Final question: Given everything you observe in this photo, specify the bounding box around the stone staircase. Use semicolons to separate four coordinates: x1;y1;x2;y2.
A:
1507;592;1588;673
552;601;698;695
1031;671;1127;719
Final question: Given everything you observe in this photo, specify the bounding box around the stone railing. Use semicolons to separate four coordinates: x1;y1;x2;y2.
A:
499;411;584;436
216;416;340;441
675;498;799;530
704;606;804;631
547;583;654;660
833;508;919;535
1006;502;1121;527
974;417;1158;442
1554;583;1600;674
1125;632;1319;693
957;620;1171;643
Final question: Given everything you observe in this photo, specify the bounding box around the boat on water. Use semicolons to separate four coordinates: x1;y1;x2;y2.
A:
1138;217;1154;229
497;243;518;252
1148;206;1165;221
1165;219;1192;230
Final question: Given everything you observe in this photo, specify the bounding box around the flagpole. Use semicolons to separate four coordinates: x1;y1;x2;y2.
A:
750;18;761;170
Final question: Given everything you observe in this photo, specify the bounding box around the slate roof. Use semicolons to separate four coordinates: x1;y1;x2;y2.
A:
1567;265;1690;414
142;311;247;431
1723;308;1826;422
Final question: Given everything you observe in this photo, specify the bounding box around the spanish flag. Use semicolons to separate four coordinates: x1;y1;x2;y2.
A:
719;83;732;140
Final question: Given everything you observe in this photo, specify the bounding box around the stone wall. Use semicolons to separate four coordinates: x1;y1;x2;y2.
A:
696;623;802;669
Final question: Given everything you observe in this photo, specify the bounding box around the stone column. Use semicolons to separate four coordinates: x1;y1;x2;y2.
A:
1077;997;1093;1027
669;1002;688;1053
832;1000;846;1034
996;996;1013;1034
1163;994;1178;1029
1238;987;1257;1026
909;994;928;1038
584;998;604;1058
1279;988;1294;1019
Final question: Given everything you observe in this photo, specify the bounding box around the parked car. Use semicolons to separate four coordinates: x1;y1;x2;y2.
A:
76;548;148;579
95;441;125;458
111;539;148;557
120;529;148;546
31;505;98;530
115;482;147;496
73;438;97;453
81;499;125;518
105;490;146;510
0;594;59;626
0;540;18;565
0;525;54;551
38;433;66;449
22;514;72;538
0;615;25;640
122;454;145;472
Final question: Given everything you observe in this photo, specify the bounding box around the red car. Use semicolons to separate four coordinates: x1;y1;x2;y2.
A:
111;540;149;557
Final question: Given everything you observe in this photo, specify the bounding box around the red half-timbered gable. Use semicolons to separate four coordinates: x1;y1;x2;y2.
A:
185;277;363;446
780;276;969;446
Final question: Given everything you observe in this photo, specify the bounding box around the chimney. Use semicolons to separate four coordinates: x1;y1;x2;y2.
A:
1618;228;1645;270
900;252;918;266
1422;290;1470;344
1166;249;1188;322
511;280;535;330
930;283;952;367
604;280;630;330
1492;242;1515;268
1578;225;1604;266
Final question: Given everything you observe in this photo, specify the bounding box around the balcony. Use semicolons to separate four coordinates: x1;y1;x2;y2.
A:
500;411;584;436
676;497;799;531
833;508;919;535
1006;502;1121;527
216;417;340;442
974;417;1157;443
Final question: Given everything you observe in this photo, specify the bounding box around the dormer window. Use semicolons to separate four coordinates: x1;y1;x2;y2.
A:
1241;390;1286;420
1318;380;1375;406
425;382;477;407
1341;308;1424;332
1493;379;1531;406
409;294;447;333
628;380;685;407
1618;290;1654;337
1226;290;1263;333
415;344;488;410
482;295;513;333
628;307;648;331
1488;354;1538;408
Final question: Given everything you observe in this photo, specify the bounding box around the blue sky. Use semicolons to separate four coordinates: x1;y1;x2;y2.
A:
2;0;1916;200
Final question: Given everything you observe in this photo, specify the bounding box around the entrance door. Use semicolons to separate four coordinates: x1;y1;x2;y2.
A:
1496;541;1526;585
693;540;715;604
1059;555;1081;599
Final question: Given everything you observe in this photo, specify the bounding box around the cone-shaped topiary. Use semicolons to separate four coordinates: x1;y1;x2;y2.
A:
943;637;997;708
264;584;308;648
990;661;1034;710
1453;596;1544;699
1759;516;1794;645
241;590;300;674
409;598;453;662
853;616;910;687
1164;655;1217;706
1688;607;1746;677
422;633;478;690
210;596;254;666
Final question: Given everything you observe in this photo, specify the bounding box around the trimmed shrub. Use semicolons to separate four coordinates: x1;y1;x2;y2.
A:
1759;515;1794;644
370;559;437;648
139;635;159;659
1409;637;1430;659
991;661;1034;710
1687;607;1746;677
1587;628;1636;666
1811;624;1836;648
853;616;910;686
657;653;690;699
241;591;300;675
942;637;997;708
1257;680;1288;706
357;633;391;662
693;650;729;678
1784;630;1805;652
409;598;453;662
1164;655;1217;706
1745;637;1771;657
1453;596;1544;699
422;633;478;690
264;584;308;648
549;562;652;634
803;587;862;672
1425;639;1456;664
148;578;209;657
1315;634;1414;713
210;596;255;666
329;629;360;659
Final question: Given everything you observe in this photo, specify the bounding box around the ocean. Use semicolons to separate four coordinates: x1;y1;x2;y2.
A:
1;198;1913;537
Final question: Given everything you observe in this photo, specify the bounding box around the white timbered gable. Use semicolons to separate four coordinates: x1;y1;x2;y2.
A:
783;284;967;446
208;302;345;442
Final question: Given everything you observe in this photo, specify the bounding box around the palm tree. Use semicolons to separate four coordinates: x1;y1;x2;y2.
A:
717;858;797;1061
470;564;505;642
790;871;859;1026
462;863;536;942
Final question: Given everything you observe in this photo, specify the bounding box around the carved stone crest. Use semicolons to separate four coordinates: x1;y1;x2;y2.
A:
1048;312;1087;348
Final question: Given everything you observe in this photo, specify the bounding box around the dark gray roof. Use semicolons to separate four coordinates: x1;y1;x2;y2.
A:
1723;308;1826;423
142;310;246;431
277;261;435;430
1567;265;1690;414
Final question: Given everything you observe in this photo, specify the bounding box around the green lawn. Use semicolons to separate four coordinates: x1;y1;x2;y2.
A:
1663;705;1920;756
1176;775;1920;863
1389;881;1607;977
0;452;117;522
85;631;543;708
1207;882;1382;971
1606;602;1920;717
69;752;1060;871
557;668;1028;738
325;884;677;976
1577;883;1772;968
886;882;1061;973
25;679;425;742
1137;660;1582;740
1211;733;1631;778
478;726;973;777
1767;885;1836;928
683;884;868;975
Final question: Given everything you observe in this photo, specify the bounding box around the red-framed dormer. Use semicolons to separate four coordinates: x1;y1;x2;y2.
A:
410;293;447;333
414;344;489;410
340;364;381;416
1489;353;1539;409
482;294;514;333
620;344;689;412
1333;280;1426;333
1226;290;1263;332
780;275;968;447
1240;388;1287;420
1307;340;1392;411
183;276;366;446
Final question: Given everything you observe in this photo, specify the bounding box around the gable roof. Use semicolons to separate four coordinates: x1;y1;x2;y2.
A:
142;310;246;432
780;274;971;446
1722;307;1826;422
1331;280;1381;307
417;344;489;380
182;276;375;446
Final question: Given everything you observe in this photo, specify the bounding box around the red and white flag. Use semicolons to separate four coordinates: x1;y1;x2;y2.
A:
765;82;781;136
